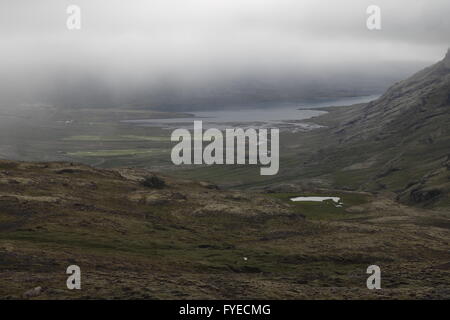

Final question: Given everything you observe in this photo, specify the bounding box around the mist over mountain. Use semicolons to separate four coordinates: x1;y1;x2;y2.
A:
0;0;449;110
40;62;424;111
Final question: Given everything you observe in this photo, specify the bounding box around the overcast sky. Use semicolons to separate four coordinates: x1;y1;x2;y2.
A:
0;0;448;109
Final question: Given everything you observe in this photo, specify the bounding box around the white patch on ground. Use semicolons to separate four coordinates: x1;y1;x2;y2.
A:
290;196;342;205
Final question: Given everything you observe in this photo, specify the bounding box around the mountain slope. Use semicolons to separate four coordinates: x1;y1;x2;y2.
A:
337;49;450;140
260;50;450;208
333;49;450;206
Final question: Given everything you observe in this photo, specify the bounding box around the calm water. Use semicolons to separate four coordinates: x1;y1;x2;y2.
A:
123;95;379;129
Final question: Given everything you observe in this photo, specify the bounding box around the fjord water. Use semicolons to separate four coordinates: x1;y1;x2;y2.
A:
124;95;379;127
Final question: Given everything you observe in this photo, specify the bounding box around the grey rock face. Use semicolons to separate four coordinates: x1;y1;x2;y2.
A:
444;48;450;68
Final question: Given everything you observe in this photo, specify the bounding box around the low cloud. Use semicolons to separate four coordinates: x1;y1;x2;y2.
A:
0;0;448;109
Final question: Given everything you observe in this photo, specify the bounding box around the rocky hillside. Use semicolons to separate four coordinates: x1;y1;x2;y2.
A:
0;160;449;299
339;49;450;140
274;50;450;209
337;49;450;207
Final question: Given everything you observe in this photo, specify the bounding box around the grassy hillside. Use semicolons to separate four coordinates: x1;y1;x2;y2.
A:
0;160;449;299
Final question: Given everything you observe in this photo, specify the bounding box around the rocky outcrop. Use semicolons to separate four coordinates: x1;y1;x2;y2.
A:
444;48;450;69
23;287;42;299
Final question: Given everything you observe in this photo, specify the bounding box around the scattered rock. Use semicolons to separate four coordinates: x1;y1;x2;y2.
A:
144;194;169;206
171;192;187;200
141;176;166;189
410;188;442;203
345;206;366;213
54;168;84;174
199;181;220;190
229;265;261;273
23;286;42;299
225;194;248;201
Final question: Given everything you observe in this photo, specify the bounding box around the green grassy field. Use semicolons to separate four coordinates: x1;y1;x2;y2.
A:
63;135;170;142
67;148;169;157
268;192;371;220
